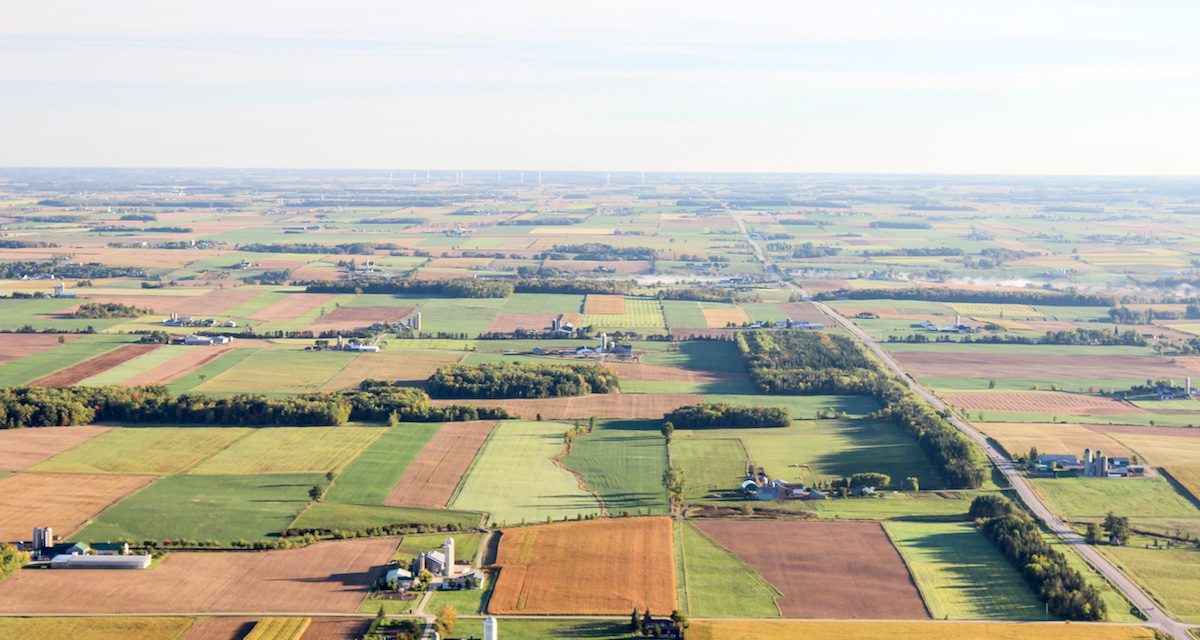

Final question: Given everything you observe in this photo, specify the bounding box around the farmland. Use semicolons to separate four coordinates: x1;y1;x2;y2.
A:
675;520;781;618
563;420;670;514
0;424;109;471
489;517;676;615
32;427;250;475
384;420;496;508
0;617;195;640
685;621;1156;640
324;421;442;505
0;472;155;540
187;427;381;475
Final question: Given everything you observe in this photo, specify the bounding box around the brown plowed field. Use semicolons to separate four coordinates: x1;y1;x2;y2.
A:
30;343;162;387
695;520;928;619
430;393;702;420
0;472;154;540
0;333;80;363
583;294;626;314
174;288;265;315
894;351;1194;380
250;293;336;322
301;619;370;640
0;425;110;471
485;313;583;333
703;306;751;328
308;306;415;332
777;302;831;324
386;420;497;508
181;617;257;640
122;344;234;386
489;517;676;615
0;537;396;614
939;391;1141;416
319;350;463;391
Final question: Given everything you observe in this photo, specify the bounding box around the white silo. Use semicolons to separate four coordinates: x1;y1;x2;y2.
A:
484;616;498;640
443;537;455;577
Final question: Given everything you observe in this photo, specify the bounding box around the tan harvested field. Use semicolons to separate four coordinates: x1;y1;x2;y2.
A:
485;312;583;333
122;344;234;386
385;420;497;508
583;294;626;314
489;517;676;615
777;302;830;324
298;619;369;640
0;472;154;540
430;393;702;420
0;616;197;640
0;425;110;471
308;306;414;332
695;520;928;619
940;391;1142;416
703;306;751;328
182;618;257;640
289;265;342;281
249;293;336;322
686;621;1155;640
319;350;463;391
30;343;162;387
0;332;80;363
0;537;397;614
980;423;1135;460
894;351;1194;381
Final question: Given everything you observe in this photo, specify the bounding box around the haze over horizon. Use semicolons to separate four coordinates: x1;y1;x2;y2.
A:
3;1;1198;176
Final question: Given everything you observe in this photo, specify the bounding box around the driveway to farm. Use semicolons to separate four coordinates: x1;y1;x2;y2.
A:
715;195;1193;640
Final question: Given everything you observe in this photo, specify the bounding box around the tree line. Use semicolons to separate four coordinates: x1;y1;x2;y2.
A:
970;496;1106;621
0;261;147;280
815;287;1115;307
425;362;619;399
71;302;152;319
543;242;656;261
737;330;984;489
239;242;400;254
0;384;509;430
662;403;790;429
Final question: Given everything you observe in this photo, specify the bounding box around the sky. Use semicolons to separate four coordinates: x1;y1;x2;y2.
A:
1;1;1198;175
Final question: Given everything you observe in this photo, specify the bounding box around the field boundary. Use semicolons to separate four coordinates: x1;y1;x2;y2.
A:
445;422;500;508
1156;467;1200;510
881;524;943;620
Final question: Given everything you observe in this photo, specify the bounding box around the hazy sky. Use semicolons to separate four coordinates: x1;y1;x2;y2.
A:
2;1;1198;174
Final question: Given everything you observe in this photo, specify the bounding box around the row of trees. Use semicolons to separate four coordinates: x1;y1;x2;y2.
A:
0;261;147;280
239;242;400;254
970;496;1107;621
0;384;509;430
71;302;152;319
662;403;790;429
737;330;984;489
544;242;657;261
425;362;619;399
815;287;1116;307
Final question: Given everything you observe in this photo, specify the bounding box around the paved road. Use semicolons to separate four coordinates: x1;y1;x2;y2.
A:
716;196;1192;640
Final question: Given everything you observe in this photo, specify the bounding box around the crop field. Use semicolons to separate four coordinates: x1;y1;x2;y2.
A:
562;420;670;514
640;339;748;373
940;390;1140;416
243;618;310;640
946;302;1045;318
308;305;413;331
0;332;80;363
0;537;395;614
76;345;200;386
662;300;708;328
0;425;109;471
1030;477;1199;521
289;502;481;533
247;292;336;323
675;520;781;617
384;420;496;508
31;343;162;387
0;617;195;640
188;427;381;475
324;422;442;505
430;392;702;420
450;619;637;640
702;305;752;327
884;521;1047;620
582;293;626;314
674;437;748;501
450;420;602;524
0;471;154;540
181;618;257;640
165;347;261;394
191;349;357;395
412;297;506;336
32;427;251;475
319;349;463;390
489;517;676;615
584;297;666;329
694;520;928;619
1102;545;1200;622
605;361;755;394
980;423;1134;462
78;473;323;542
121;344;237;386
685;621;1155;640
894;349;1191;390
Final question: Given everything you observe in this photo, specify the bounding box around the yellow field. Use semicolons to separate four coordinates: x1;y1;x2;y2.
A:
686;620;1155;640
702;306;751;328
980;423;1133;461
1165;466;1200;502
244;617;310;640
0;617;194;640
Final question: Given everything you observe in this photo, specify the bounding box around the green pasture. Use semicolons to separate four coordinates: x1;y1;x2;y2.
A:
885;521;1048;620
501;292;585;314
79;473;322;542
662;300;708;329
414;297;506;336
32;427;250;475
641;340;747;373
188;426;382;475
1101;543;1200;623
673;437;748;502
449;420;603;524
584;297;667;331
675;520;781;618
324;422;442;505
1030;477;1200;521
563;420;670;515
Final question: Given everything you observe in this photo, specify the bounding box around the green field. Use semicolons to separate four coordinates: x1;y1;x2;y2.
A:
289;501;481;532
414;297;506;336
449;420;603;524
673;437;748;502
31;427;250;475
79;473;322;542
191;348;356;395
164;347;260;394
450;619;637;640
675;520;781;617
427;574;494;614
563;420;670;515
701;394;882;419
584;297;667;330
501;292;585;313
662;300;708;329
76;345;189;386
1031;477;1200;521
324;422;442;504
188;426;382;475
641;339;748;373
0;334;139;386
1101;544;1200;622
885;521;1047;620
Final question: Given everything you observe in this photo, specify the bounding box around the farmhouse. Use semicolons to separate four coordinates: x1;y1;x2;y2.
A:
52;282;76;298
181;334;232;346
164;312;221;328
31;526;150;569
1036;449;1148;478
